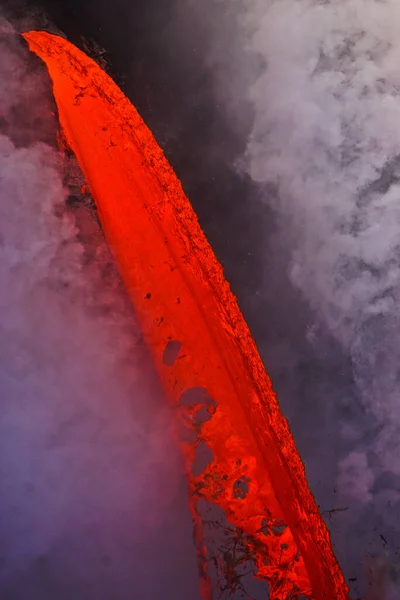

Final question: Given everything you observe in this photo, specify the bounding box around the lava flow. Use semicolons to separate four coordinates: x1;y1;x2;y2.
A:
22;30;349;600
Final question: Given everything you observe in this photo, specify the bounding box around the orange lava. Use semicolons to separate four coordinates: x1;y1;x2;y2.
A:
23;30;349;600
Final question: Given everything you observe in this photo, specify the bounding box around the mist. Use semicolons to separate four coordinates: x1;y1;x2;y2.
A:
0;20;201;600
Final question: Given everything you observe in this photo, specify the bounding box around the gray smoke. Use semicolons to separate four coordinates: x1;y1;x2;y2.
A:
0;19;200;600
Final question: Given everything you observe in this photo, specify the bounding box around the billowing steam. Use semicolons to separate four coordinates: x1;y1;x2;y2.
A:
242;0;400;504
237;0;400;597
0;20;200;600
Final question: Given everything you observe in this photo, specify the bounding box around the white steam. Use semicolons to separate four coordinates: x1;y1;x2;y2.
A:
229;1;400;596
241;0;400;498
0;21;200;600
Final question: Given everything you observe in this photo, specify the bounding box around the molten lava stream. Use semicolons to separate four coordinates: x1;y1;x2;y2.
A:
23;30;350;600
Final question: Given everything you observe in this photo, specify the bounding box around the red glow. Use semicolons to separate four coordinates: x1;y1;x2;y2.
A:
23;30;349;599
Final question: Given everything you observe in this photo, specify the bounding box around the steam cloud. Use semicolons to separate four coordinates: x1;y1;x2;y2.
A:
0;19;200;600
243;1;400;501
235;0;400;597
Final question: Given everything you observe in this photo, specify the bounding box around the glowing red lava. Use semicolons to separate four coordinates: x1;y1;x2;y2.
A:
23;30;349;600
